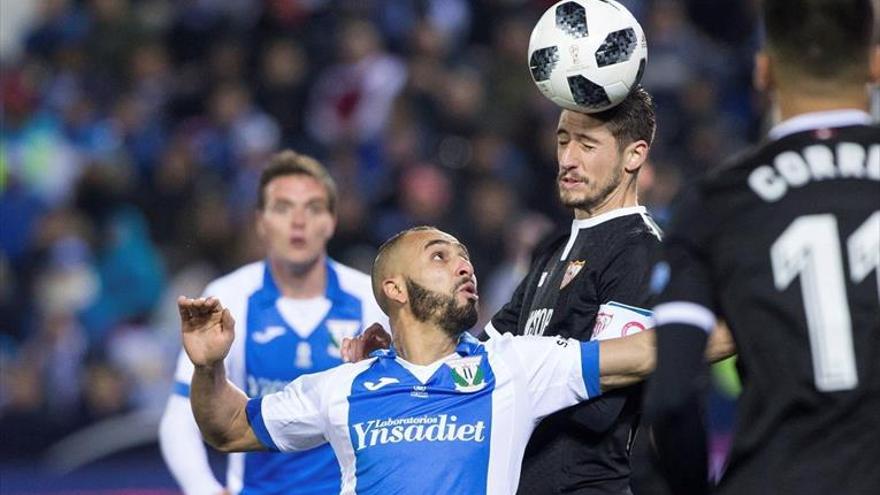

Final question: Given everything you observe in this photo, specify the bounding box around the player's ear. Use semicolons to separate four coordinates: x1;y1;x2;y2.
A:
754;51;772;92
382;277;406;307
622;140;648;173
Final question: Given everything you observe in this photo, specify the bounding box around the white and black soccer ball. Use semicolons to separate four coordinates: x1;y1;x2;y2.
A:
528;0;647;113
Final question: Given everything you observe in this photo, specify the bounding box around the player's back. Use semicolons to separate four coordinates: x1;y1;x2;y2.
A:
686;119;879;494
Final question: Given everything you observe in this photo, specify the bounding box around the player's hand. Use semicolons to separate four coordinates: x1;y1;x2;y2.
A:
178;296;235;368
341;323;392;362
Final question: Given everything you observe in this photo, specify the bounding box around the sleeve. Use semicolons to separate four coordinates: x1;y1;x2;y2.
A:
158;392;225;495
565;236;658;434
170;347;195;398
503;335;601;420
644;184;718;495
245;370;330;452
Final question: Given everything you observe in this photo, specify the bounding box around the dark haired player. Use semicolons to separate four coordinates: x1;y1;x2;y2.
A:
487;87;664;495
646;1;880;494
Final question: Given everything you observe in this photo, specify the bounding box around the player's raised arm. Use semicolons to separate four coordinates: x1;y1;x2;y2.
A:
178;296;263;453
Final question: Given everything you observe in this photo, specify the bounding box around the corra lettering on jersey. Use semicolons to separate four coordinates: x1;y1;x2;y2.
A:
524;308;554;336
749;143;879;202
351;414;486;451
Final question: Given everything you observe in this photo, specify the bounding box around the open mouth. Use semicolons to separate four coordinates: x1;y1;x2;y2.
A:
458;281;478;300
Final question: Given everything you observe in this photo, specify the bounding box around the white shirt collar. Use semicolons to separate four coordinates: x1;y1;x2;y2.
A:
571;205;647;230
768;109;873;141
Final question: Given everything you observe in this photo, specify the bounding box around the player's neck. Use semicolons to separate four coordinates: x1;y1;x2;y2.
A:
390;313;458;365
573;179;639;220
268;254;327;299
775;86;869;122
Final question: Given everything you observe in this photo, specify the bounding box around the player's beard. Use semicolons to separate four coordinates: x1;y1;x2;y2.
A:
405;277;478;338
558;159;624;212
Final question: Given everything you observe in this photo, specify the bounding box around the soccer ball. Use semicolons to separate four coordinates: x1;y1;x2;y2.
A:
528;0;647;113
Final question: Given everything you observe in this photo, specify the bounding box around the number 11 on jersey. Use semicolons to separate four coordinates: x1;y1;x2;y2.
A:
771;212;880;392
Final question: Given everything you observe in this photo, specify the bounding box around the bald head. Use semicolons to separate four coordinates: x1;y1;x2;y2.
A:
371;226;439;313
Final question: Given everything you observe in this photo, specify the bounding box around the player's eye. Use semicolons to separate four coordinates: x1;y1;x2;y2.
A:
306;202;327;215
432;251;445;261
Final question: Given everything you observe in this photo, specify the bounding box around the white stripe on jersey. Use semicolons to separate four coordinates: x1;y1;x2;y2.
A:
653;301;717;333
561;206;656;260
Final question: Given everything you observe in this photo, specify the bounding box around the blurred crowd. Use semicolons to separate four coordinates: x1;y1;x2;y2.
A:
0;0;759;463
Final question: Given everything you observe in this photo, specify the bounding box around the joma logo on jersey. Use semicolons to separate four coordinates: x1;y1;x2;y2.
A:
351;414;486;451
525;308;553;336
252;326;286;344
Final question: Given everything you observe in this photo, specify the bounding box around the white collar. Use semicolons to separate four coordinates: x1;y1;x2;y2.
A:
559;206;650;261
571;205;647;230
396;352;459;384
768;109;872;141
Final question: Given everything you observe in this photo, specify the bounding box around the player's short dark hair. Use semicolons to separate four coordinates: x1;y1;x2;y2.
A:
592;86;656;149
257;150;337;213
764;0;875;82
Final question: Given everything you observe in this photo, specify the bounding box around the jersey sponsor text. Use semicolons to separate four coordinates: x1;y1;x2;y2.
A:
351;414;487;451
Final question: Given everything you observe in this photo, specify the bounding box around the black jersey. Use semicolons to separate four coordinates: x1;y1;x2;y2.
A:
652;113;880;495
490;206;662;495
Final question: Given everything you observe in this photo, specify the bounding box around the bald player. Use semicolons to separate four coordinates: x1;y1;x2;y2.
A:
176;226;659;495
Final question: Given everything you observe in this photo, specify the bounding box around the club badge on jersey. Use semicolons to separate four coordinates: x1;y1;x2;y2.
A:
448;356;487;393
561;260;586;289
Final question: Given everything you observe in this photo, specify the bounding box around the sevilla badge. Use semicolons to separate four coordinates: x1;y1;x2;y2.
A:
560;260;585;289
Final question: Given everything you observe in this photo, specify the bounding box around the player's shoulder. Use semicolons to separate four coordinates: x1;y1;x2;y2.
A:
203;261;265;300
483;331;555;357
330;357;379;380
621;208;663;245
707;121;879;184
329;259;373;300
594;208;663;254
301;356;380;392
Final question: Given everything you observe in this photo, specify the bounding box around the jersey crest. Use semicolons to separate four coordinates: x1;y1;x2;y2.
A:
447;355;487;393
560;260;586;289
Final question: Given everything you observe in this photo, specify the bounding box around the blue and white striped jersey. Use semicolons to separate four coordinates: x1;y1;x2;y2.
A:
246;331;601;495
169;259;387;495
